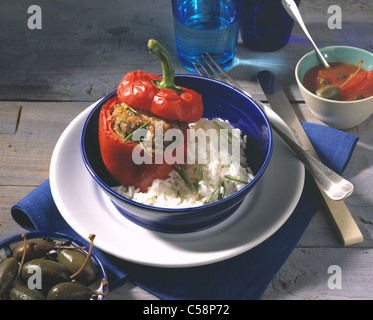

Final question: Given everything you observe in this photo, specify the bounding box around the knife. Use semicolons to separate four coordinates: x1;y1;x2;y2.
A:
257;70;363;246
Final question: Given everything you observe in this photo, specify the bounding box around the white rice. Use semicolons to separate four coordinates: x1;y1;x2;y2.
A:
112;118;254;208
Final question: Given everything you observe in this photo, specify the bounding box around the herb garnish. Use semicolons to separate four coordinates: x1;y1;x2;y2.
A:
172;164;204;193
205;180;224;204
123;120;151;142
139;138;153;157
172;163;249;203
119;102;137;115
224;175;249;184
172;164;194;191
213;121;233;144
205;175;249;203
198;163;204;180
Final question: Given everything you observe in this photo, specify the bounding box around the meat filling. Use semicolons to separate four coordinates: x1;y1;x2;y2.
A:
109;102;188;150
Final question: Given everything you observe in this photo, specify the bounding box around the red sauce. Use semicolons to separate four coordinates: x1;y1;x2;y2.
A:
303;62;373;101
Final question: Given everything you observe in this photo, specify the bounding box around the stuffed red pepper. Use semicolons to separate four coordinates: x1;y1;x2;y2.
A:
98;39;203;192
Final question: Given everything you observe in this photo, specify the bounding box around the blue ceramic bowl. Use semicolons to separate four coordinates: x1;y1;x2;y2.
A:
81;75;273;233
0;231;108;300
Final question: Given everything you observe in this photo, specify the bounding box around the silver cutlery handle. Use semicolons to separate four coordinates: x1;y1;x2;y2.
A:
253;99;353;201
270;119;353;200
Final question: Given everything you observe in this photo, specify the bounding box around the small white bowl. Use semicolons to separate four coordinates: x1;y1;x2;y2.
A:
295;46;373;129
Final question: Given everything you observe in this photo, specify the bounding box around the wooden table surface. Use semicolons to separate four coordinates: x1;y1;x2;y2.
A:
1;0;372;300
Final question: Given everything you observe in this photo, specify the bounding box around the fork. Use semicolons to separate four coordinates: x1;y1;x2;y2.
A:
193;54;354;201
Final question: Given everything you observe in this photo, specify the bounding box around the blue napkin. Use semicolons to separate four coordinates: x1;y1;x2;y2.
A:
10;121;358;299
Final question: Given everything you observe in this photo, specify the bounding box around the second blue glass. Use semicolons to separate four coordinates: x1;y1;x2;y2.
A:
172;0;243;71
240;0;300;52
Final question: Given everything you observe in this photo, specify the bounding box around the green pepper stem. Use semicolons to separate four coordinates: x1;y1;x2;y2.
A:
148;39;182;94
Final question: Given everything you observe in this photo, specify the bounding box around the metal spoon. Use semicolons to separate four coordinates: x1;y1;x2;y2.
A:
282;0;330;68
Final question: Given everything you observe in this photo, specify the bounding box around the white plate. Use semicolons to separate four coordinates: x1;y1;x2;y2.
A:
50;102;305;267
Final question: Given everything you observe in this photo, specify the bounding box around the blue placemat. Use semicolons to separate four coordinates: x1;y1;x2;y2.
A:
10;121;358;299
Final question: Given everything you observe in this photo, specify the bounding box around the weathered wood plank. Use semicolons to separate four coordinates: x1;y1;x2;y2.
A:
0;103;21;134
0;0;371;102
0;186;30;237
0;0;177;102
0;101;88;186
298;206;373;248
262;247;373;300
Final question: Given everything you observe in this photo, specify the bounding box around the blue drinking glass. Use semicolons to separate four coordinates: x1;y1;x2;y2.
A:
240;0;300;51
172;0;243;71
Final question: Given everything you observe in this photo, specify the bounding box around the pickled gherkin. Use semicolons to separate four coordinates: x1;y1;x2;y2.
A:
21;259;71;291
58;249;99;283
47;282;93;300
10;285;46;300
0;257;18;299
